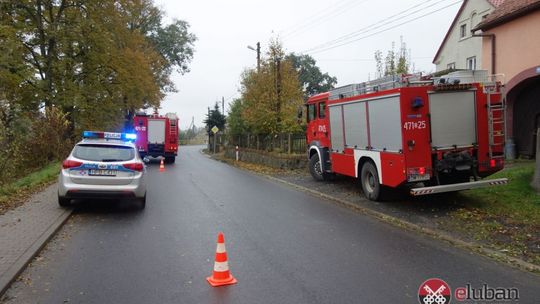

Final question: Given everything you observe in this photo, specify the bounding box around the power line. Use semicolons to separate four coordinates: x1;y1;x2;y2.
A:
304;0;461;55
279;0;356;36
301;0;450;54
316;56;433;62
282;0;371;40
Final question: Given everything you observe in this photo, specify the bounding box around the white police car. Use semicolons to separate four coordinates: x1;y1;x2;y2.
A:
58;131;147;209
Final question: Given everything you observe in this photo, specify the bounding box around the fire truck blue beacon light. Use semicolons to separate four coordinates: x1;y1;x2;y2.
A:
124;133;137;140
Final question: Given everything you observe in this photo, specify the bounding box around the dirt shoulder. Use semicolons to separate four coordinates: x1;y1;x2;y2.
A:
212;153;540;272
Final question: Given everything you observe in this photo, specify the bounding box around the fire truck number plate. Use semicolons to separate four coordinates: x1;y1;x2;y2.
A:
408;174;430;182
403;121;426;130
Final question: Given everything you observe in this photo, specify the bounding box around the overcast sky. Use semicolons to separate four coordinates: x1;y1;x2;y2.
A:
154;0;462;129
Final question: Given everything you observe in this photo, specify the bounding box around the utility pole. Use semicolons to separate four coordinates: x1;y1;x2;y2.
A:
207;106;211;150
256;42;260;72
248;42;261;72
222;96;225;114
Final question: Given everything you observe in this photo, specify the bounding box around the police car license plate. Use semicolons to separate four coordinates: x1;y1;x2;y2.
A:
89;169;116;176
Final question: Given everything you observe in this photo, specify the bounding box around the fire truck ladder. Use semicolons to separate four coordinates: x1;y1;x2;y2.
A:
486;83;506;159
170;121;177;138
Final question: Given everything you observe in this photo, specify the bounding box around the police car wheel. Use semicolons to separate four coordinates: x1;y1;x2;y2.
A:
58;195;71;207
138;194;146;210
360;162;383;201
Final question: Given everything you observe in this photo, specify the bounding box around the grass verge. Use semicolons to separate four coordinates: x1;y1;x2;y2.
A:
450;163;540;265
0;162;60;215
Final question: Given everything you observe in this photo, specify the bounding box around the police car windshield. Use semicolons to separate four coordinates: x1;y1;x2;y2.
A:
74;144;135;162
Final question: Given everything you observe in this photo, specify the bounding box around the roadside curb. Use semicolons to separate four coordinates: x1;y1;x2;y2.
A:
0;208;73;296
208;152;540;274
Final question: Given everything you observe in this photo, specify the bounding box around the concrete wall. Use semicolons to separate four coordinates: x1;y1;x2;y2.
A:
224;147;307;169
435;0;493;71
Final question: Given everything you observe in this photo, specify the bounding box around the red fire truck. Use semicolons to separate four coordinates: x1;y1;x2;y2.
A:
133;112;179;163
306;70;508;201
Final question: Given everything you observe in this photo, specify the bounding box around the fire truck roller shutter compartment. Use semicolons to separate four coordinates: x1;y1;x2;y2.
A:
368;95;402;152
148;119;166;144
329;105;344;152
429;91;477;149
343;101;369;149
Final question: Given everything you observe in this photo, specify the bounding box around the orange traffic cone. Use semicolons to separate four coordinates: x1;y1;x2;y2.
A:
159;158;165;172
207;232;237;287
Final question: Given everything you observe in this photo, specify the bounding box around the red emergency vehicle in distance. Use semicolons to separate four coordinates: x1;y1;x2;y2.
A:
306;70;508;201
133;112;179;163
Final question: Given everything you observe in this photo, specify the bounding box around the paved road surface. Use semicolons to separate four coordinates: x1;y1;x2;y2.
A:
2;146;539;303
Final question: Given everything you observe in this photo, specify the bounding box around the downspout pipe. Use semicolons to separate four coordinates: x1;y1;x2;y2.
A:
471;31;496;74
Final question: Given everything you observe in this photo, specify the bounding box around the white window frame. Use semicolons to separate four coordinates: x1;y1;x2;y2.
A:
447;62;456;70
466;56;476;70
460;24;467;38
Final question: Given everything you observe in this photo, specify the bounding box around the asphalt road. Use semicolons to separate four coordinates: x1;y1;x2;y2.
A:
2;146;539;304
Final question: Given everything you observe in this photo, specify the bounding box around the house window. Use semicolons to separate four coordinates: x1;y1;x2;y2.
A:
471;12;478;29
460;24;467;38
447;62;456;70
466;56;476;70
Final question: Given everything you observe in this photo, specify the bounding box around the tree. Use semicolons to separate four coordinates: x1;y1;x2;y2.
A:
374;37;410;77
0;0;196;183
204;102;226;133
118;0;196;92
0;0;196;137
532;127;540;192
240;39;304;135
286;53;337;98
227;98;248;137
374;50;383;78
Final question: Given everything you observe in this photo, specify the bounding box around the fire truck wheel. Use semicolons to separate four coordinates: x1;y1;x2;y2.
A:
360;162;383;201
309;153;330;181
165;157;175;164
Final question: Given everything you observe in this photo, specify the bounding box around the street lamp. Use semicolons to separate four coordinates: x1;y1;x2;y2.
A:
247;42;260;72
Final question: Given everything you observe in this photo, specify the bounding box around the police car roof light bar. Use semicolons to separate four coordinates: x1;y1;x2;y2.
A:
82;131;136;141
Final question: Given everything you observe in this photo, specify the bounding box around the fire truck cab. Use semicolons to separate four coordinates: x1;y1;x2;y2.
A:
306;70;508;201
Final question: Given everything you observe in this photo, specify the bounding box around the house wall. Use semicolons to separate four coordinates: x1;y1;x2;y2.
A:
434;0;493;71
481;9;540;157
481;9;540;81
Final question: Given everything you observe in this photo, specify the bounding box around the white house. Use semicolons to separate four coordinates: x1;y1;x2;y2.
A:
433;0;504;72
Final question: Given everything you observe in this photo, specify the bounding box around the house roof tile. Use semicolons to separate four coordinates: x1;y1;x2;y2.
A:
488;0;506;7
475;0;540;30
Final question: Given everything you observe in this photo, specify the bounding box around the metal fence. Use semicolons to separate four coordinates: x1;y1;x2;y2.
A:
228;133;306;154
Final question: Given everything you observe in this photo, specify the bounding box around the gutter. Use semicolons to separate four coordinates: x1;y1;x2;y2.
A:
471;31;496;74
